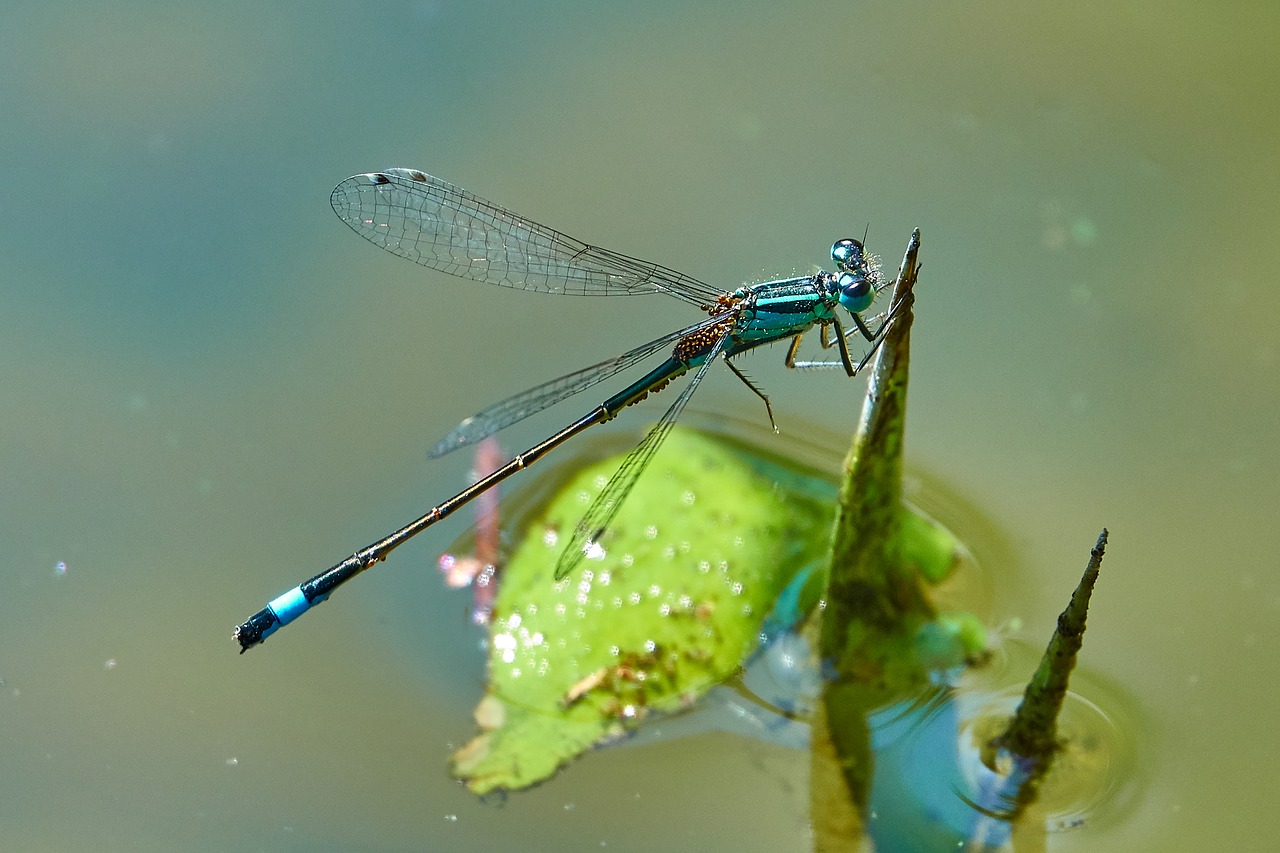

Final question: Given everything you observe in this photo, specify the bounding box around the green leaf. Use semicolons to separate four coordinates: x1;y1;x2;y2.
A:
451;427;832;794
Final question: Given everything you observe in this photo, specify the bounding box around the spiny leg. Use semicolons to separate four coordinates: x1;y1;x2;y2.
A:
845;293;915;375
725;358;777;432
833;316;858;376
847;289;911;343
785;320;856;375
784;333;805;368
851;311;876;343
825;305;892;349
786;296;910;373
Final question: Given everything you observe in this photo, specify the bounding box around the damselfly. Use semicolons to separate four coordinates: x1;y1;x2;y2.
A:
234;168;901;651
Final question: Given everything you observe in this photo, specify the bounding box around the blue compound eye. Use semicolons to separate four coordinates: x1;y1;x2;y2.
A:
838;271;873;313
831;238;865;271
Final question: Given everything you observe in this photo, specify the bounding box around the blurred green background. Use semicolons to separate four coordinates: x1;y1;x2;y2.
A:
2;1;1277;850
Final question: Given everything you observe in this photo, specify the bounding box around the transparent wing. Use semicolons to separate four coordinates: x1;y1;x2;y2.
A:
331;168;722;305
554;329;732;580
429;312;733;457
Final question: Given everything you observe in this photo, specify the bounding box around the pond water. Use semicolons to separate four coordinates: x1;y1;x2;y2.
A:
2;2;1277;850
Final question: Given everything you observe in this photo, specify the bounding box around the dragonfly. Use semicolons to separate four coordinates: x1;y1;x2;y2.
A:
233;168;901;652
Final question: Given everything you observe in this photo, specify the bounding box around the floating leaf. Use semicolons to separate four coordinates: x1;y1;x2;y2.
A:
451;427;833;793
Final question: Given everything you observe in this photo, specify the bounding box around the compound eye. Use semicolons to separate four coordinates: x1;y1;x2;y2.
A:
831;238;865;270
838;271;873;313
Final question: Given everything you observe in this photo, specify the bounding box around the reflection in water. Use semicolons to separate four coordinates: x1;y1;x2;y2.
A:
956;686;1139;835
632;618;1142;851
